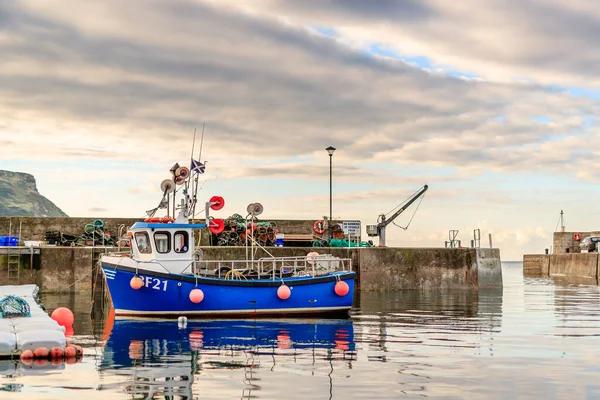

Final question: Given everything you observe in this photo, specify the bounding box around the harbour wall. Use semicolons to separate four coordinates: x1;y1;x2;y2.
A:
523;253;599;279
0;246;502;293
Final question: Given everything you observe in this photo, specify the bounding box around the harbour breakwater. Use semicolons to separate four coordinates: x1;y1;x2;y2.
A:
0;217;502;292
523;231;600;280
523;253;599;279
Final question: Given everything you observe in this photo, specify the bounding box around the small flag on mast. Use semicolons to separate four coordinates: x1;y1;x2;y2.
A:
191;159;205;174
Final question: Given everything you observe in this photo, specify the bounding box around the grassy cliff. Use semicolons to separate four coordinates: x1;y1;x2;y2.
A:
0;170;68;217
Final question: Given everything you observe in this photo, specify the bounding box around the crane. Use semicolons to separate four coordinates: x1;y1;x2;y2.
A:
366;185;428;247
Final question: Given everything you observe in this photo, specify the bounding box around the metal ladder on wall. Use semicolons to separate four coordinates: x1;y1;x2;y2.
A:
6;249;20;282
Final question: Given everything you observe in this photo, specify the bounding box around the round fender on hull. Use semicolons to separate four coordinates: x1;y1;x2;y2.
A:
189;288;204;304
277;284;291;300
334;280;349;296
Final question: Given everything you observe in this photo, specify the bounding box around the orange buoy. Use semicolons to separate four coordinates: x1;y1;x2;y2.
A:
51;307;74;327
277;285;291;300
20;349;34;362
65;325;74;337
130;276;144;290
73;345;84;357
334;281;349;296
34;347;49;359
66;344;82;357
64;346;77;358
189;288;204;304
50;347;64;359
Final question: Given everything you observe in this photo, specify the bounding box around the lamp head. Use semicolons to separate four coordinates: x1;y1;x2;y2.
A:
326;146;336;156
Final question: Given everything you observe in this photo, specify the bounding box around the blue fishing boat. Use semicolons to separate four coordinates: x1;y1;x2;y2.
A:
100;159;356;318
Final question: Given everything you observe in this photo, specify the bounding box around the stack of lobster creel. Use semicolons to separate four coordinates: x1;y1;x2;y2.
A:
213;213;278;246
19;343;84;365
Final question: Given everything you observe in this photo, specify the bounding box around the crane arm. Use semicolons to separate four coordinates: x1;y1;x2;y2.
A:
379;185;428;228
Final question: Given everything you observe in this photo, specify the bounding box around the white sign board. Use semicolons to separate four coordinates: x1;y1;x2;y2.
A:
342;221;361;236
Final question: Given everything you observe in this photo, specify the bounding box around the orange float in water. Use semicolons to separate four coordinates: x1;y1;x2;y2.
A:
277;285;291;300
65;325;74;337
50;347;64;359
20;349;34;362
73;344;84;357
64;346;77;358
34;347;49;359
51;307;74;327
130;276;144;290
334;281;349;296
189;288;204;304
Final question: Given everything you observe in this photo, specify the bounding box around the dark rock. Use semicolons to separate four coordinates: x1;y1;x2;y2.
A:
0;170;68;217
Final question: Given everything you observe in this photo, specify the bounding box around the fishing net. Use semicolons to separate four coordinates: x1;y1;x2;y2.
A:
0;295;31;318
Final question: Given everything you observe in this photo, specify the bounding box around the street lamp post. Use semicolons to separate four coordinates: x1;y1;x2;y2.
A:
326;146;336;223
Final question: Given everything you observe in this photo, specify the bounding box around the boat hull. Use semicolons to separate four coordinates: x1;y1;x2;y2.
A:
101;263;355;318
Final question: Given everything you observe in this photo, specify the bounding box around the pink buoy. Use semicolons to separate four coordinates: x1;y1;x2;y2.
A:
277;284;291;300
130;276;143;290
64;346;77;358
51;307;74;327
334;281;349;296
50;347;64;359
34;347;49;359
189;288;204;304
20;349;34;362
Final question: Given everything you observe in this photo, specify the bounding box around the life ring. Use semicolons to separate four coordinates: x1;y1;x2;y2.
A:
144;217;175;223
313;220;326;235
573;232;582;241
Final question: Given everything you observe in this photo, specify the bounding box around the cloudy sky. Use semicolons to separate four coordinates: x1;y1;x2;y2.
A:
2;0;600;259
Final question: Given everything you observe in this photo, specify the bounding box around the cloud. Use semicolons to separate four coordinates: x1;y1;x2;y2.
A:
1;0;597;179
2;0;600;260
242;0;600;87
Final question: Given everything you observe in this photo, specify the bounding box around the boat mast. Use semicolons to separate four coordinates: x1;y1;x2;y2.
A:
192;123;205;221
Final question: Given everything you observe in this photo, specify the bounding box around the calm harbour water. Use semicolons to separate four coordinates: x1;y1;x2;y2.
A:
1;262;600;399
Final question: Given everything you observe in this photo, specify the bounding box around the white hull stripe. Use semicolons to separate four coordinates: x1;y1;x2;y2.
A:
114;306;351;317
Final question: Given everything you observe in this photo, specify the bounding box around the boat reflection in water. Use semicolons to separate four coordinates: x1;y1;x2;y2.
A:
98;315;355;399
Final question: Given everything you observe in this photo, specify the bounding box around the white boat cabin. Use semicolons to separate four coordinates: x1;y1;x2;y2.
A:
128;222;205;275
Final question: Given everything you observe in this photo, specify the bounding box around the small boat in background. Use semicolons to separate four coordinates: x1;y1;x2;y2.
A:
100;159;356;318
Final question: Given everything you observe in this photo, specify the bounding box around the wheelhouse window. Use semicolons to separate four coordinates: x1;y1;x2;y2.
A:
174;231;189;253
135;232;152;254
154;231;171;254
